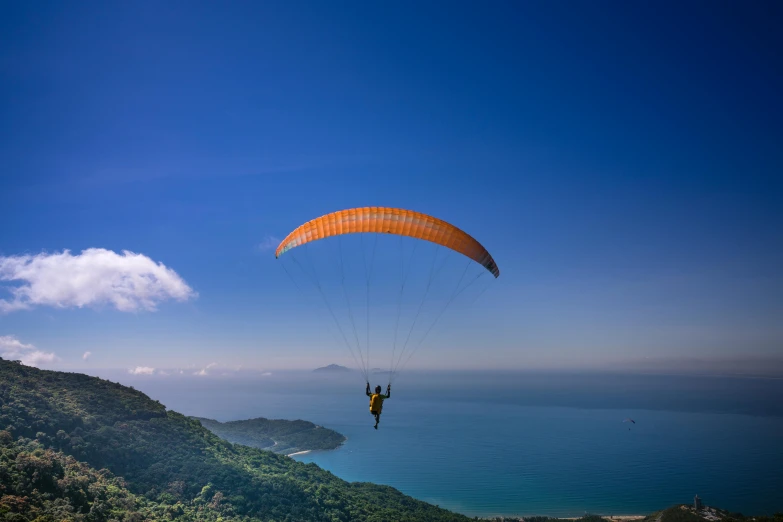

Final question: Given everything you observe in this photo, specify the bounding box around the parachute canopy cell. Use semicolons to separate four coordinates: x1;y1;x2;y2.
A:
275;207;500;278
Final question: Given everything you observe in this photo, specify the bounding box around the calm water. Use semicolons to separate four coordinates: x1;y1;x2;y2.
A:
121;371;783;518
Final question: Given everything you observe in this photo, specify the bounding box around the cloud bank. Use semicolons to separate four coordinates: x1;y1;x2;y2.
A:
0;248;197;313
194;362;218;376
128;366;155;375
0;335;58;367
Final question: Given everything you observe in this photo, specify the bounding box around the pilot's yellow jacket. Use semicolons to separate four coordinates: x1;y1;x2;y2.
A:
366;386;391;413
369;393;388;413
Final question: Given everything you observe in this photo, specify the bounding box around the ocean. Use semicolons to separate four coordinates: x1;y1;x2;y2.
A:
122;370;783;518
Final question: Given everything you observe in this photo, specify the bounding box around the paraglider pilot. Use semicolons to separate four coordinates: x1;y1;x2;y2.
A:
366;382;391;429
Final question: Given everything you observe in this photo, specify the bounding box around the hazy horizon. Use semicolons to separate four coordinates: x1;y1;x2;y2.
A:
6;351;783;379
30;353;783;381
18;350;783;378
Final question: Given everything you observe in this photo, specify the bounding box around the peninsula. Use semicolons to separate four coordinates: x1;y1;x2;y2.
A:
195;416;346;456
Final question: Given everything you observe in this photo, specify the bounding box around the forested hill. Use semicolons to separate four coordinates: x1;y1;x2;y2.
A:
195;417;346;455
0;358;469;521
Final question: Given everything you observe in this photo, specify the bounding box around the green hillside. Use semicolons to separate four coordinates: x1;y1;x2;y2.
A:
195;417;346;455
0;358;468;521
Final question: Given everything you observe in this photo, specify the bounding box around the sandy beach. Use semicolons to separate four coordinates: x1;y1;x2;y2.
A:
558;515;647;522
580;515;647;522
286;450;312;457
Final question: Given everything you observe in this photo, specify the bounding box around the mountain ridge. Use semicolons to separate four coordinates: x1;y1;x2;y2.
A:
313;363;352;373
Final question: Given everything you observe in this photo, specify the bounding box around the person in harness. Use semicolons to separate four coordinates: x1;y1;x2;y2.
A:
365;382;391;429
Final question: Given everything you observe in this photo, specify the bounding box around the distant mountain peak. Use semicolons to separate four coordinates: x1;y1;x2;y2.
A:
313;364;352;372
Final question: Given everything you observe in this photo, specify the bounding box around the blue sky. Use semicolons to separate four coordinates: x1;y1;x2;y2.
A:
1;1;781;375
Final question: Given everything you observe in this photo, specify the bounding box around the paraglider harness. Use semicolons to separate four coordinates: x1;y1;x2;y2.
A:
366;383;391;414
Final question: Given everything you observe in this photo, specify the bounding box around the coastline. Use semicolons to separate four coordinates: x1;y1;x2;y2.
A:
479;513;649;522
285;436;347;458
558;515;649;522
560;515;649;522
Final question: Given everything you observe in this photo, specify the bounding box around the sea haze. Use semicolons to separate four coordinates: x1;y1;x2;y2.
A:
113;370;783;518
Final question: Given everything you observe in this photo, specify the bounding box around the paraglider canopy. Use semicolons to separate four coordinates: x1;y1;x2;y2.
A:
276;207;499;277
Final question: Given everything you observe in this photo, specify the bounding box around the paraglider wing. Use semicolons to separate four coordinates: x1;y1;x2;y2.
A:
275;207;500;278
623;418;636;424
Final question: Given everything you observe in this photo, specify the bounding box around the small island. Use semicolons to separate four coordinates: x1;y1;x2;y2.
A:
195;416;346;456
313;363;352;373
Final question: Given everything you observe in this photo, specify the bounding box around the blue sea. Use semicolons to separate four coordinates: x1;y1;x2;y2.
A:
121;370;783;518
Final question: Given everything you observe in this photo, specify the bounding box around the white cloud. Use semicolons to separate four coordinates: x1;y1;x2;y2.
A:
0;248;198;313
193;362;218;376
82;351;92;360
261;371;273;377
158;370;170;376
257;235;281;252
0;335;58;367
129;366;155;375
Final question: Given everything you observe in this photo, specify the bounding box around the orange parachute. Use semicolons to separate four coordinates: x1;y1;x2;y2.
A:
275;207;499;278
